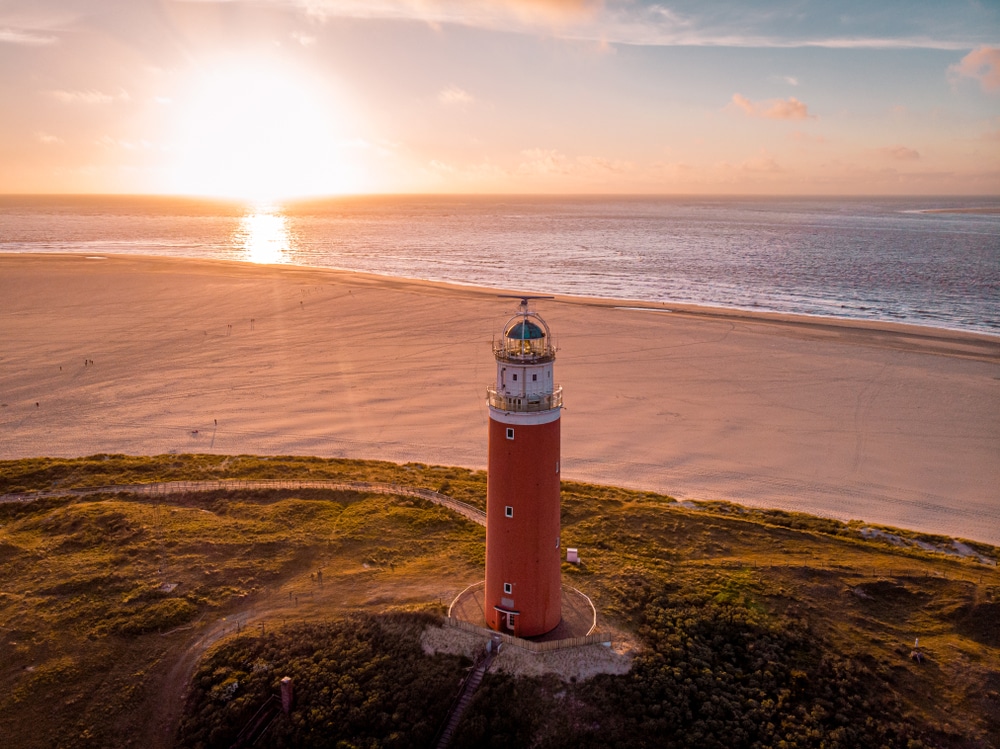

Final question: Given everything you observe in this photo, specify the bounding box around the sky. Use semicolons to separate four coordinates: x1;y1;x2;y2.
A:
1;0;998;198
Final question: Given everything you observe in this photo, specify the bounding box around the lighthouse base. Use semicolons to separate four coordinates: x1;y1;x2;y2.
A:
448;581;596;643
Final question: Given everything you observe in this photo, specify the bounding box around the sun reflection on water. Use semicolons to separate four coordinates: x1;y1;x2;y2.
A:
236;204;293;264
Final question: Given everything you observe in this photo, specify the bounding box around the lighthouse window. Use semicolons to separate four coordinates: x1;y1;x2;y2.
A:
505;505;513;518
532;373;537;381
512;373;517;381
504;583;512;594
506;427;514;440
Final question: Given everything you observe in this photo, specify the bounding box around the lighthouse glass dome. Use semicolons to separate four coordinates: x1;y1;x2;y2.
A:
498;313;553;361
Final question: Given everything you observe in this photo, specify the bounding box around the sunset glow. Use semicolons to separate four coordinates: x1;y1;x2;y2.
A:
0;1;997;196
236;204;293;264
170;63;362;200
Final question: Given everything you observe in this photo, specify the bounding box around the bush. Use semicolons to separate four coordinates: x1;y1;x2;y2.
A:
108;598;198;636
454;584;923;749
176;613;467;749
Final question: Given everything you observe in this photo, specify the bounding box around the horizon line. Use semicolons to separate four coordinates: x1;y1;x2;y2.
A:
2;191;999;201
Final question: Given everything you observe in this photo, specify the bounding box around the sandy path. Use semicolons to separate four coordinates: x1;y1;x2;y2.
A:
1;254;998;544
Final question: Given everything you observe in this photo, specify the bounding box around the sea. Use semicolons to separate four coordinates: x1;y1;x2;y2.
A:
1;194;998;336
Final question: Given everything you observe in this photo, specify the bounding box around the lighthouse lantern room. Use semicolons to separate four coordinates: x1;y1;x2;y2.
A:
485;296;564;637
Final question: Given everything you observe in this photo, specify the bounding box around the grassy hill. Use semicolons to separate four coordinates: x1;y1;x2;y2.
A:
0;454;996;748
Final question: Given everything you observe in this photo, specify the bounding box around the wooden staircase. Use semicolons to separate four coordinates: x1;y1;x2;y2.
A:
434;636;501;749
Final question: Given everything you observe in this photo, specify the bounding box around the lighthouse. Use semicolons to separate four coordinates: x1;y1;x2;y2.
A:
485;296;563;637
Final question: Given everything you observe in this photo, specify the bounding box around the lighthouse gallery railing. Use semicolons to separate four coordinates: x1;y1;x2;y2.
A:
486;385;563;412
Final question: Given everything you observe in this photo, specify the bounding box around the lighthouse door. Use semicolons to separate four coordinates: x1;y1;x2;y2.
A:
505;612;516;630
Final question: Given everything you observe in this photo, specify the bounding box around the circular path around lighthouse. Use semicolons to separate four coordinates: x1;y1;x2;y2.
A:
449;580;598;642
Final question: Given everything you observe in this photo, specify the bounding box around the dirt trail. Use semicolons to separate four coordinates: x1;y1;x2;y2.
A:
147;612;249;749
142;565;471;749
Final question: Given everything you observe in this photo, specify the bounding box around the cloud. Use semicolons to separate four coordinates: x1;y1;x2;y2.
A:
949;46;1000;93
96;135;150;150
438;85;474;105
36;131;63;145
738;153;783;174
0;27;56;45
789;130;827;144
429;159;456;174
877;145;920;161
291;30;316;45
50;89;130;104
576;155;631;173
710;151;785;184
770;74;799;86
299;0;601;26
277;1;990;50
491;0;602;24
427;158;506;182
518;148;572;175
515;148;632;177
732;93;813;120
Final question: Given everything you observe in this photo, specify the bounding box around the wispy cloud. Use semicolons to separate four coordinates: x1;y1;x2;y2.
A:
516;148;631;177
0;27;56;45
738;152;783;174
291;30;317;45
427;157;506;181
49;88;130;104
770;75;799;86
789;130;826;144
36;131;63;145
576;154;631;173
489;0;602;24
877;145;920;161
268;0;992;50
949;46;1000;93
299;0;601;26
438;85;474;105
518;148;573;175
96;135;150;150
732;93;813;120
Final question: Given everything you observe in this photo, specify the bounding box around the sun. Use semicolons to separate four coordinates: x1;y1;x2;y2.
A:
169;61;364;200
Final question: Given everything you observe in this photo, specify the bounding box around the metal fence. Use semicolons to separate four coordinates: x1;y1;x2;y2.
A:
444;617;610;653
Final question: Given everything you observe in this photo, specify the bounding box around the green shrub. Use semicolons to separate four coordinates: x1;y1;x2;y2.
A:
176;613;467;748
107;598;198;636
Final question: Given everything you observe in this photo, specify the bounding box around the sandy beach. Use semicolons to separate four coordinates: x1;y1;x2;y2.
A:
2;254;998;545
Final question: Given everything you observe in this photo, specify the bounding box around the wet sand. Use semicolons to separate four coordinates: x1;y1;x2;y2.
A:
2;254;998;545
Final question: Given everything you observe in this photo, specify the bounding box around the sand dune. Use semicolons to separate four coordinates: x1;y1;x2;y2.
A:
2;254;998;545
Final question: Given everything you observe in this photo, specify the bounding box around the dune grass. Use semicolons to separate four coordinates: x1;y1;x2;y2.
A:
0;454;996;748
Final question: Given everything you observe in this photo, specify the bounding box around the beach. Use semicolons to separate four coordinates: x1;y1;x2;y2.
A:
2;254;998;545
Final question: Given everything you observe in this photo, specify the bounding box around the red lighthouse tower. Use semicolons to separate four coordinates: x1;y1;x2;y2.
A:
485;297;563;637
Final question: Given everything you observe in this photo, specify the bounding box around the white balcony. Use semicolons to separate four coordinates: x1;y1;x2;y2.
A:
487;385;563;412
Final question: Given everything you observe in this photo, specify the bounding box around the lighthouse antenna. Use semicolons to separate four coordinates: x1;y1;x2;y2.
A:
497;294;554;313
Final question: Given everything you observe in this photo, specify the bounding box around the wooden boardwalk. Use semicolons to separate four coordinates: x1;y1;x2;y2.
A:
0;479;487;526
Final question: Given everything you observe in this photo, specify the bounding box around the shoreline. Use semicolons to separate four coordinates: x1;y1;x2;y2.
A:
3;253;998;545
6;251;999;349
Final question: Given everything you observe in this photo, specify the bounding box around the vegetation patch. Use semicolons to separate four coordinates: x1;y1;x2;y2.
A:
106;597;199;636
176;613;466;748
0;454;997;748
454;586;920;748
